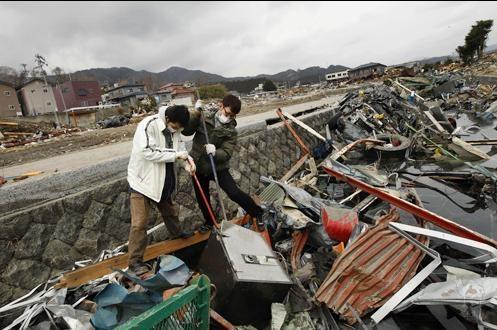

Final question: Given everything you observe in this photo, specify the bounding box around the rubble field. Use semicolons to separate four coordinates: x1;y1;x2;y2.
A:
4;55;497;329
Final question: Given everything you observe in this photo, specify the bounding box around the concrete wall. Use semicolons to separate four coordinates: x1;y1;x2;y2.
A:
0;107;336;305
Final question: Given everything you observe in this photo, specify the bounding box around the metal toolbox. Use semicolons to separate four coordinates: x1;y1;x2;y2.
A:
198;222;292;327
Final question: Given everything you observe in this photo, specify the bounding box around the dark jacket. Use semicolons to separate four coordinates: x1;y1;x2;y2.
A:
182;109;237;175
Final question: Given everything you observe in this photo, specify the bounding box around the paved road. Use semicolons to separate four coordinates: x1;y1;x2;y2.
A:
1;93;345;186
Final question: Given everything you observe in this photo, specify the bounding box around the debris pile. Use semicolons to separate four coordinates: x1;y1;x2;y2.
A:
96;115;130;129
3;73;497;329
0;120;81;149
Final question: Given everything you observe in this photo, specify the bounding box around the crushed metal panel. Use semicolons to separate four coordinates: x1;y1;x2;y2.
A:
390;222;497;264
394;277;497;311
315;210;428;324
259;182;286;204
370;222;441;324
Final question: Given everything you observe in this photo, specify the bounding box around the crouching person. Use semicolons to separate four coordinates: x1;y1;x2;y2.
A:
127;105;196;275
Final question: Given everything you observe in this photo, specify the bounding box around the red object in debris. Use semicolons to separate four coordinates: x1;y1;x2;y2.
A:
321;207;359;243
323;165;497;248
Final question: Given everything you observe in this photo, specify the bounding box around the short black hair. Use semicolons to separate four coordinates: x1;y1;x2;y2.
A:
165;105;190;127
222;94;241;114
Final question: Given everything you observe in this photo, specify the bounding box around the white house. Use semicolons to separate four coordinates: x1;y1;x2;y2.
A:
17;78;58;116
326;70;349;82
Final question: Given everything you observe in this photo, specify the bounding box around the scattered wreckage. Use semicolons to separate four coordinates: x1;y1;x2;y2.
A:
3;75;497;329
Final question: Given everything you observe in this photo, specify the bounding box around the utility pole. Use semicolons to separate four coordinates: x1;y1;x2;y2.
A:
34;54;60;127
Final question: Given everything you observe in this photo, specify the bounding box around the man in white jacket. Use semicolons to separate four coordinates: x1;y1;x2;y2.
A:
127;104;196;275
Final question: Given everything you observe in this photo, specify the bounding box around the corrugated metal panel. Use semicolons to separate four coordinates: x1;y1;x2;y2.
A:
259;183;286;204
315;209;428;324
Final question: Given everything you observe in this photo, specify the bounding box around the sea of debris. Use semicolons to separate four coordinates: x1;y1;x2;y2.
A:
2;66;497;329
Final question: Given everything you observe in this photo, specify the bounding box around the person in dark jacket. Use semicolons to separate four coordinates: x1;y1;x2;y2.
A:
183;95;263;228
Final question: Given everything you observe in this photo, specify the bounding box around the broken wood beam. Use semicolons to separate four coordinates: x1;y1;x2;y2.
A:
56;231;211;289
0;120;19;126
281;154;309;182
3;132;34;136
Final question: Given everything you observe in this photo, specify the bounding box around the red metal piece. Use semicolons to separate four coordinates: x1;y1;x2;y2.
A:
210;309;236;330
276;108;310;155
291;229;309;271
315;209;427;324
323;165;497;247
191;171;220;229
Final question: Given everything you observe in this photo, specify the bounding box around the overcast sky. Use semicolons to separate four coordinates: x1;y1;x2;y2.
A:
1;1;497;77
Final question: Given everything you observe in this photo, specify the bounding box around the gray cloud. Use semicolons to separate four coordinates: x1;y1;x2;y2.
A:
1;1;496;76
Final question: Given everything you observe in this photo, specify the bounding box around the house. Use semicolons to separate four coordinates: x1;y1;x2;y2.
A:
0;81;22;117
276;82;288;92
17;78;58;116
153;83;196;107
326;69;349;82
105;84;148;108
348;63;386;81
151;90;171;105
53;80;101;111
170;87;195;107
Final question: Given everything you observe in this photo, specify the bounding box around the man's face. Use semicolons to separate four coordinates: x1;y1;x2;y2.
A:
219;103;237;119
166;120;183;132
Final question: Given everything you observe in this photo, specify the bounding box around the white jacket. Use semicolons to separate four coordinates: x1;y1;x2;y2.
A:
127;114;186;202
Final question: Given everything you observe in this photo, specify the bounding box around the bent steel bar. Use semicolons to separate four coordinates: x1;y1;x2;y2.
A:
323;165;497;248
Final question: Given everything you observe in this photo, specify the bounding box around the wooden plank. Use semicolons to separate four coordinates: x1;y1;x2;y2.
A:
56;231;211;289
281;154;308;182
3;132;33;136
424;111;446;133
282;111;326;142
450;136;490;160
0;120;19;126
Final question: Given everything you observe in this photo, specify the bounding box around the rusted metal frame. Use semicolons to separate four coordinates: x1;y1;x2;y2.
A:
276;108;311;155
315;211;429;323
370;223;441;324
210;309;236;330
323;165;497;248
291;229;309;271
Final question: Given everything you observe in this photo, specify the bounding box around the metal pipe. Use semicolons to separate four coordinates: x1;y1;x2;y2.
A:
196;90;228;222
